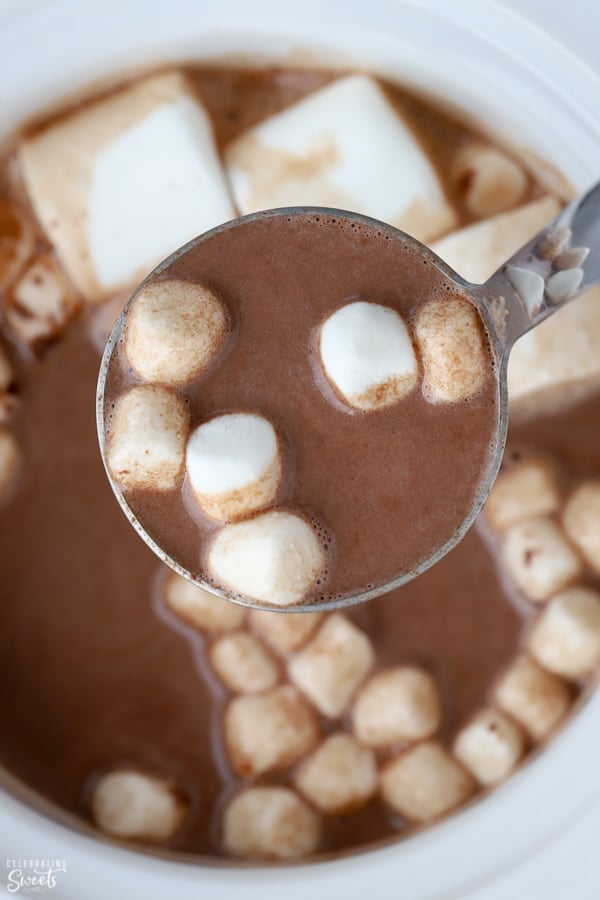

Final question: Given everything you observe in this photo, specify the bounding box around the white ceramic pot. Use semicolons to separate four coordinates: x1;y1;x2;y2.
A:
1;1;600;897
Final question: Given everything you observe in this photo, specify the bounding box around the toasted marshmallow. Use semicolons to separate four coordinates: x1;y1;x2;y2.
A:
187;413;282;522
294;733;377;814
163;571;245;632
501;517;582;602
19;72;234;302
563;482;600;574
288;614;374;718
226;75;456;242
209;631;279;694
494;655;570;739
0;198;34;290
125;281;228;386
249;608;323;654
106;385;189;492
529;588;600;679
352;666;441;748
91;770;186;841
414;295;488;403
318;302;418;411
224;685;319;777
484;457;561;532
0;430;20;503
6;255;79;345
453;708;524;786
380;742;474;823
452;144;528;218
207;510;324;607
222;787;320;861
432;196;561;285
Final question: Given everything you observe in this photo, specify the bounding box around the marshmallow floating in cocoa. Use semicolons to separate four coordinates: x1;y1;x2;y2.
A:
91;769;187;842
494;655;570;740
209;631;279;694
528;587;600;679
125;280;228;386
352;666;441;748
453;708;524;786
222;787;321;861
318;301;418;411
563;481;600;575
163;571;245;633
294;733;377;814
501;517;582;603
207;511;325;607
186;413;281;521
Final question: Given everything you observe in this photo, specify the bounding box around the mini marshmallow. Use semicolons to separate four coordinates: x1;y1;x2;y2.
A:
6;255;79;345
545;268;584;305
452;144;528;218
106;385;189;492
19;71;234;302
224;685;319;777
379;742;474;823
222;787;320;861
318;301;418;411
207;510;324;607
432;196;561;285
249;608;323;654
352;666;441;748
529;587;600;679
226;74;456;242
91;770;186;841
288;614;375;718
501;517;582;602
163;571;245;632
0;198;34;290
494;655;570;740
414;295;488;403
125;280;228;386
294;733;377;814
563;482;600;574
453;708;524;786
209;631;279;694
187;413;281;522
484;457;561;532
0;430;19;503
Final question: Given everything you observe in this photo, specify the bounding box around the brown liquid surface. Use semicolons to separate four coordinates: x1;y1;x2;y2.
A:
0;63;590;860
105;214;499;605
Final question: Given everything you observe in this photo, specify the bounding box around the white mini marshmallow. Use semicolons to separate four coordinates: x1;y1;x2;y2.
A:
19;71;234;302
224;685;319;777
494;655;570;740
452;144;528;218
379;742;474;823
352;666;441;748
0;430;20;503
209;631;279;694
91;770;186;841
106;385;189;491
288;614;375;718
294;733;377;814
485;457;561;532
249;608;323;654
125;280;228;386
226;75;456;242
7;255;79;345
529;588;600;679
563;482;600;574
163;571;245;632
318;302;418;411
453;708;524;786
501;517;582;602
207;510;324;607
222;787;320;861
432;196;561;285
414;295;488;403
0;197;34;290
187;413;281;522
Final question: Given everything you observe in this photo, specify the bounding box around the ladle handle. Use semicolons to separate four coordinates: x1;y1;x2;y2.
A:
474;180;600;353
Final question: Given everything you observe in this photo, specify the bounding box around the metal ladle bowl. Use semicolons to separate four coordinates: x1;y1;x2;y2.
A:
97;182;600;612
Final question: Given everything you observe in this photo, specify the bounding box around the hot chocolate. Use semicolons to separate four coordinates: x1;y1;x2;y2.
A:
0;62;598;862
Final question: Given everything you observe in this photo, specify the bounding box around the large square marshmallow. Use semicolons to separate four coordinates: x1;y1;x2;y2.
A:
225;75;456;242
19;72;235;302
